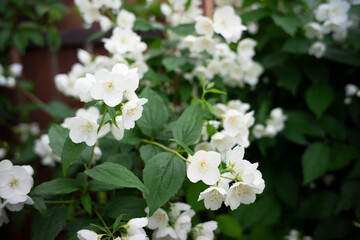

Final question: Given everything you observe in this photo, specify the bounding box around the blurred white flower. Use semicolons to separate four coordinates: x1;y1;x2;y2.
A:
309;41;326;58
116;9;136;29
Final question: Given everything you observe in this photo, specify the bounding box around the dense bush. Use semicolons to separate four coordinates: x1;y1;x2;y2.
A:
0;0;360;239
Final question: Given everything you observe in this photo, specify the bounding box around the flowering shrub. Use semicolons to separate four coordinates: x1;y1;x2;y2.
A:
1;0;360;239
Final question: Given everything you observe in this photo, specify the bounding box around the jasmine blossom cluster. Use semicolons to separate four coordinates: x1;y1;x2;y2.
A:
304;0;358;58
0;159;34;227
252;108;287;139
146;203;217;240
62;63;147;146
0;63;22;89
187;146;265;211
344;83;360;104
77;217;148;240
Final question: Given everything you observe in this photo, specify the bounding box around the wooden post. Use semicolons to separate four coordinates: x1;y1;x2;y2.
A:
203;0;214;18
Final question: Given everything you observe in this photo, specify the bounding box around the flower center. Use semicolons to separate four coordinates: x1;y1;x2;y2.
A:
209;190;222;202
235;184;249;198
103;81;114;92
80;121;93;134
9;177;19;189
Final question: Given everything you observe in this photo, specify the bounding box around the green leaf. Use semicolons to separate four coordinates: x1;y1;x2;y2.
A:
169;23;196;36
48;124;69;157
216;215;243;239
45;101;74;119
172;101;206;146
105;194;147;220
321;115;346;141
169;138;194;156
206;89;227;95
81;194;92;214
328;145;353;171
348;28;360;50
305;84;334;118
241;8;269;24
275;65;301;95
13;31;28;53
143;152;186;215
272;15;300;36
61;137;87;176
185;181;206;212
122;127;142;145
87;29;110;43
31;205;69;240
133;18;164;31
32;178;81;195
282;38;312;54
274;170;300;208
32;196;48;218
0;29;11;51
286;111;324;138
231;197;281;230
324;47;360;66
162;57;187;71
302;142;330;185
296;191;337;219
335;181;360;214
113;214;125;232
137;87;169;137
139;144;163;163
108;107;119;128
88;180;118;192
85;162;148;193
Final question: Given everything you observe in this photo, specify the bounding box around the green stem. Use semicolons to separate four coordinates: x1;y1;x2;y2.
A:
95;210;114;238
83;105;109;193
45;200;74;204
142;139;190;163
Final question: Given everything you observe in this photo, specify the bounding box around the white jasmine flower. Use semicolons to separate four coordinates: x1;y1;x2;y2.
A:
247;21;259;34
192;221;217;240
34;134;61;167
10;63;23;77
77;49;92;65
198;186;227;210
187;150;221;185
218;172;234;190
228;100;250;114
174;214;192;240
152;225;177;240
0;161;33;199
0;148;6;159
213;103;228;117
345;83;358;96
99;16;112;31
237;38;257;60
75;73;96;103
252;124;265;139
304;22;323;39
124;217;148;238
122;98;148;130
67;115;99;146
193;37;216;54
147;208;169;230
5;195;34;212
244;61;263;86
309;41;326;58
77;229;101;240
111;116;125;141
210;131;236;153
168;202;191;220
6;77;16;88
75;0;101;25
195;16;214;37
0;200;9;227
327;0;350;24
103;28;146;55
116;9;136;29
223;110;254;137
195;142;215;152
266;108;287;132
224;182;262;210
213;6;246;43
225;146;245;167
